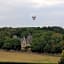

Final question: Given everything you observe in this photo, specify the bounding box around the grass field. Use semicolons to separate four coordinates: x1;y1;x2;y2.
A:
0;50;60;63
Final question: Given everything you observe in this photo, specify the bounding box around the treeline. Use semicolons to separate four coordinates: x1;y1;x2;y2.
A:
0;26;64;53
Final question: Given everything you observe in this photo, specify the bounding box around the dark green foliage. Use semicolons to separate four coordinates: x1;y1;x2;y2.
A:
0;39;4;48
0;37;21;50
31;29;63;53
0;26;64;53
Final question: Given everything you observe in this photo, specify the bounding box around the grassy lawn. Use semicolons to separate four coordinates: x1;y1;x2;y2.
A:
0;50;60;63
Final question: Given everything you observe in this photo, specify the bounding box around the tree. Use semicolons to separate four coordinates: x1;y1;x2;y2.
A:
2;37;21;50
0;39;4;48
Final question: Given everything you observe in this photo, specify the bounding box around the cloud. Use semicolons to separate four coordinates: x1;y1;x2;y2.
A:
31;0;64;8
7;0;64;8
0;0;64;8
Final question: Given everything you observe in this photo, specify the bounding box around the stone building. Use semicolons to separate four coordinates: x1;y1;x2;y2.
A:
21;34;32;51
21;36;27;50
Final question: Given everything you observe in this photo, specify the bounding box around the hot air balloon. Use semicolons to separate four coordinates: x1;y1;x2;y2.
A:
32;16;36;20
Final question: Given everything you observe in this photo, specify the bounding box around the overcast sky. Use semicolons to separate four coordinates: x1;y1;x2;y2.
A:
0;0;64;27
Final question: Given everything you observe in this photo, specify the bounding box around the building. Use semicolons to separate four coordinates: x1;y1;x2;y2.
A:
21;34;32;51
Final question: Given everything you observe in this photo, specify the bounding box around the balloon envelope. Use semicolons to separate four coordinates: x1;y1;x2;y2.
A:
32;16;36;20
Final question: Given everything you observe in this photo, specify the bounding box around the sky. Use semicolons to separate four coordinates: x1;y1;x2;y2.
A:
0;0;64;27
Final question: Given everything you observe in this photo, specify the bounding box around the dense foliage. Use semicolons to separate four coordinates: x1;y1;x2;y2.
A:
31;31;64;53
0;26;64;53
